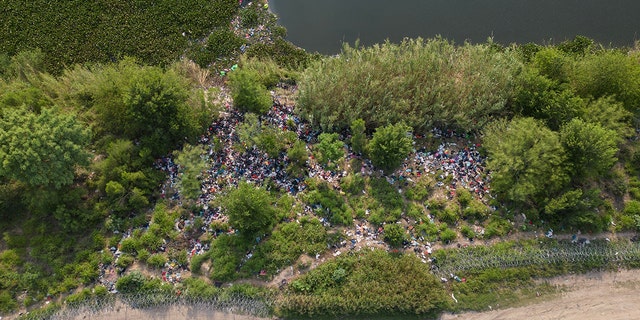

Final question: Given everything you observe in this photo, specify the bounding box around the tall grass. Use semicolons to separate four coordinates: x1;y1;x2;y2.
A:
297;38;522;133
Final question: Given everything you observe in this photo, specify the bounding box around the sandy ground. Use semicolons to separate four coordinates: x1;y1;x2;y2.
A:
441;269;640;320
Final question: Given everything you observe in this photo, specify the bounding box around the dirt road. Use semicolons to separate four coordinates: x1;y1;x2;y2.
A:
441;269;640;320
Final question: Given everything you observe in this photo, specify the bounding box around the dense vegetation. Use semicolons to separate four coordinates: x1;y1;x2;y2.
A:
0;0;238;73
1;1;640;318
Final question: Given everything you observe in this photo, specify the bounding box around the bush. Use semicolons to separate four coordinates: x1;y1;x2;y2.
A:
460;225;476;240
115;271;146;293
279;250;450;317
228;68;272;114
415;221;440;242
189;28;245;67
147;254;168;269
116;255;134;269
406;176;435;201
435;205;460;225
190;253;209;275
119;237;139;254
383;224;406;248
623;200;640;216
246;38;313;70
367;122;413;173
457;188;473;207
462;199;490;221
484;216;512;238
137;248;151;262
0;290;18;313
406;203;426;220
340;174;366;196
183;277;220;299
440;228;457;243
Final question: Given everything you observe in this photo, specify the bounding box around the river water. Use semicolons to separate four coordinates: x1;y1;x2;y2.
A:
269;0;640;54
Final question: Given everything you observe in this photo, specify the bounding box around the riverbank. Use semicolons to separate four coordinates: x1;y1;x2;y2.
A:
441;268;640;320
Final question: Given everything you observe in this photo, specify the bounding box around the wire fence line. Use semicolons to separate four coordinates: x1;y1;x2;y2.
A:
431;240;640;277
40;292;273;320
25;240;640;319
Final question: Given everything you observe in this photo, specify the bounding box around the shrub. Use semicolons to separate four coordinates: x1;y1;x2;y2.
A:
406;176;435;201
406;203;426;220
383;224;406;248
440;228;457;243
462;199;490;221
183;278;220;299
116;255;134;269
115;271;146;293
279;250;450;317
367;122;413;173
623;200;640;216
484;216;512;238
340;174;366;196
190;253;209;275
0;0;238;73
435;205;460;225
147;254;168;269
228;68;272;114
189;28;245;67
0;290;18;313
457;188;473;207
416;221;440;242
461;225;476;239
137;248;151;262
119;237;139;254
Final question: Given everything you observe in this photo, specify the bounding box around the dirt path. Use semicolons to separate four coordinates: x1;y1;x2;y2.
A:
440;269;640;320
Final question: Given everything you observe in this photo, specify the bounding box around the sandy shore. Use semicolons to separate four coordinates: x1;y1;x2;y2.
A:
441;269;640;320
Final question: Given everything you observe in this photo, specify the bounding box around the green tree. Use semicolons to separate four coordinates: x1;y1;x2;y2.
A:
228;68;272;114
512;67;585;130
0;107;90;189
221;181;277;241
531;47;570;82
314;133;344;167
569;51;640;111
93;60;201;157
580;97;633;139
174;144;208;201
350;118;367;155
367;122;413;173
560;118;618;179
483;118;569;208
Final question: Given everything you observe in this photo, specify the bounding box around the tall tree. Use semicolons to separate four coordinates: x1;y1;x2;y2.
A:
569;51;640;112
367;122;413;173
560;118;618;180
0;107;90;189
221;181;277;242
483;117;569;208
93;59;201;157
